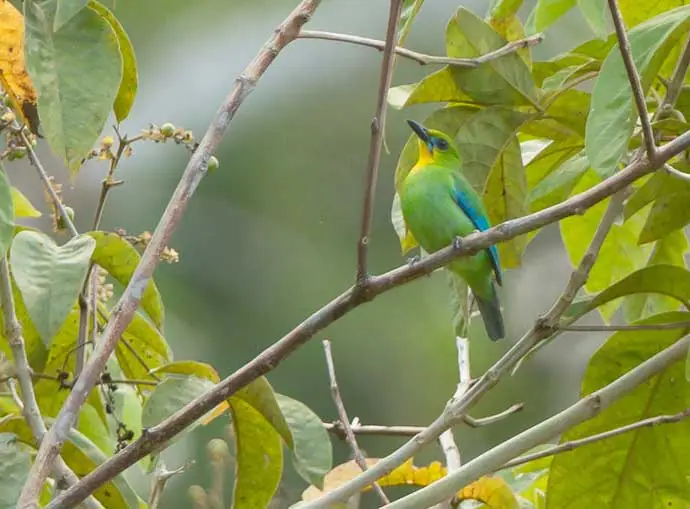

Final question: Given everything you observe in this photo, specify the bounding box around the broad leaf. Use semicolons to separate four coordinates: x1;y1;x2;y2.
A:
387;68;473;109
113;310;171;382
525;136;583;190
487;0;531;67
11;187;41;218
0;432;31;509
623;230;688;321
150;360;219;382
230;397;283;509
526;0;576;34
53;0;87;31
397;0;424;46
548;311;690;509
586;5;690;177
234;377;293;449
0;170;14;258
529;152;589;212
448;271;469;337
0;283;47;371
88;230;164;329
578;0;611;38
88;0;137;122
10;231;95;346
562;264;690;323
560;170;652;321
276;393;332;489
24;0;122;172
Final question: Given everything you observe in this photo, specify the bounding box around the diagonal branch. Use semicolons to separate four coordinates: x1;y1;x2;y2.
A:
355;0;403;283
0;258;102;509
298;30;544;68
45;127;690;509
607;0;657;161
322;340;389;504
17;1;324;507
384;336;690;508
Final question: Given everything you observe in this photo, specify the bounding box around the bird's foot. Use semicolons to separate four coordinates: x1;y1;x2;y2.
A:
407;255;420;267
452;236;464;250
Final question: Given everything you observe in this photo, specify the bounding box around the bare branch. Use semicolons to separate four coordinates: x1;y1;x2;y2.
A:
45;128;690;509
500;409;690;471
657;35;690;116
298;30;544;68
663;163;690;182
355;0;403;283
148;461;192;509
322;340;389;505
0;258;102;509
559;321;690;332
19;1;324;506
385;337;690;508
607;0;657;161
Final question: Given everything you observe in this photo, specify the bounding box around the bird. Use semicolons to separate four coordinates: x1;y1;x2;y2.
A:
399;119;504;341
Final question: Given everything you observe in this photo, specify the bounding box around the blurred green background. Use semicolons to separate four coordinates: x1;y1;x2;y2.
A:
7;0;611;506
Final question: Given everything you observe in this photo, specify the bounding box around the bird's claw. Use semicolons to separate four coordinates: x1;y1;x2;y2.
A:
452;236;463;250
407;255;420;266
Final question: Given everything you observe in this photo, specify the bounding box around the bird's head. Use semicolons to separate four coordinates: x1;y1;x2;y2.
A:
407;119;461;167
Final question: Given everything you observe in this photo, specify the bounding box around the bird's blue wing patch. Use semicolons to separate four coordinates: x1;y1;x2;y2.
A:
452;188;503;286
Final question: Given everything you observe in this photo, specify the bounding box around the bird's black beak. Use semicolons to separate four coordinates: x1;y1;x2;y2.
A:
407;119;433;152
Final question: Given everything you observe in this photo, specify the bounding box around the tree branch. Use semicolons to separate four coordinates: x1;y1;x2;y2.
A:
500;408;690;471
45;127;690;509
558;321;690;332
18;1;324;507
657;35;690;116
0;258;102;509
322;340;389;504
384;336;690;508
607;0;657;161
355;0;402;283
298;30;544;68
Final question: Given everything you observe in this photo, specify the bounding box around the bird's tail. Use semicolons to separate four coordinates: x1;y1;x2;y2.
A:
474;282;504;341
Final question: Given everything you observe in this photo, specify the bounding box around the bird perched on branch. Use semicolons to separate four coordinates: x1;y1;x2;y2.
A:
399;120;504;341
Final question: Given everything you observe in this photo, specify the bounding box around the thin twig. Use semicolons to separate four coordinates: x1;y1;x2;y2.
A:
385;337;690;508
323;403;524;438
74;291;89;381
558;321;690;332
22;2;325;507
322;340;389;505
500;408;690;471
355;0;403;283
148;461;192;509
0;258;103;509
663;163;690;182
298;30;544;68
607;0;657;162
657;35;690;118
46;129;690;509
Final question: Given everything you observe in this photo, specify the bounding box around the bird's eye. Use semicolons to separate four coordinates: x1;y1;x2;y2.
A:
435;138;449;151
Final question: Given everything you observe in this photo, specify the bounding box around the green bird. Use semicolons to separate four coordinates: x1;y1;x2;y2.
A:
399;120;504;341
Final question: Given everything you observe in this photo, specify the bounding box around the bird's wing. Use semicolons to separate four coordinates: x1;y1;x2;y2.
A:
450;175;502;286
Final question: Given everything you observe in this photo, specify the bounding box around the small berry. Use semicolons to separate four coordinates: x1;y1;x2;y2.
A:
208;156;219;172
101;136;114;149
160;123;175;137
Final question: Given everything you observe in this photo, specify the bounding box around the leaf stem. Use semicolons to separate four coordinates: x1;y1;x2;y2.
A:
322;339;389;504
559;320;690;332
355;0;403;283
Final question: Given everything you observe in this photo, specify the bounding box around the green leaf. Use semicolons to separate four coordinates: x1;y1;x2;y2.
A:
0;433;31;509
0;415;141;508
542;89;591;139
540;61;598;93
10;231;95;346
487;2;531;68
529;152;589;212
526;0;576;33
24;0;122;172
88;0;137;122
150;360;219;382
578;0;611;38
234;377;293;449
0;283;47;371
447;270;469;337
387;69;473;110
142;375;215;436
560;170;652;321
397;0;424;46
0;170;14;258
88;230;164;329
562;264;690;323
229;397;283;509
53;0;87;31
623;230;688;322
548;311;690;509
489;0;524;20
113;310;171;382
618;0;690;28
10;187;41;219
585;5;690;177
275;393;332;489
447;8;539;106
525;136;583;190
483;136;528;268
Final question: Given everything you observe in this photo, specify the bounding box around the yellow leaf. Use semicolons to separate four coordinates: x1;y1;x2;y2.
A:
200;400;229;426
458;475;519;509
11;187;41;218
0;0;39;133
